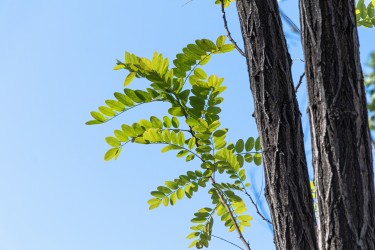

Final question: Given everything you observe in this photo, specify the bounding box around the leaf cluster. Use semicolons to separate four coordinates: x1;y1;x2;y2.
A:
356;0;375;27
86;36;260;249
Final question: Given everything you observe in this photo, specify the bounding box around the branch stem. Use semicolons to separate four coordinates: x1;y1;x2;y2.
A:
220;1;245;57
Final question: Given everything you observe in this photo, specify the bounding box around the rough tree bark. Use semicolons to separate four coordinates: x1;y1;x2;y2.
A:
235;1;317;249
299;1;375;249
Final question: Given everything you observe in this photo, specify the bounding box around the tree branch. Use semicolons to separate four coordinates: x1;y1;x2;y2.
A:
173;92;252;250
295;72;305;93
212;234;245;250
213;185;251;250
279;9;300;34
220;0;245;57
241;184;272;224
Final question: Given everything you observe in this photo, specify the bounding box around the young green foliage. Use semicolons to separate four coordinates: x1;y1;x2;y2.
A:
214;0;235;8
87;35;261;249
356;0;375;27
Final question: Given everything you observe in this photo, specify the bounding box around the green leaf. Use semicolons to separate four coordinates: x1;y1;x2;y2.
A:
188;137;196;150
358;0;367;19
114;130;128;141
188;240;199;248
191;217;206;223
161;145;181;153
150;116;163;129
368;2;374;18
255;137;261;151
105;100;125;112
165;181;179;190
122;124;136;137
235;139;244;153
106;137;121;147
208;120;220;132
135;90;152;102
157;186;171;194
244;153;253;163
171;131;178;144
194;68;207;79
163;116;172;128
162;196;169;206
168;107;185;116
171;117;180;128
177;131;185;146
216;35;226;48
196;39;217;52
186;171;196;179
104;148;119;161
245;137;254;152
150;191;165;198
147;198;161;205
187;44;207;56
186;232;199;239
199;54;211;66
139;119;152;129
162;130;171;143
90;111;106;122
238;215;253;221
186;154;195;162
114;92;134;106
85;120;102;125
124;89;143;103
177;188;185;200
133;137;148;144
113;64;125;70
196;145;212;153
214;139;226;150
186;117;200;126
192;126;207;133
198;118;208;128
98;106;116;116
217;44;234;53
177;150;189;158
237;154;244;168
197;179;207;187
170;192;177;206
179;90;190;105
254;153;262;166
213;129;227;138
124;72;136;86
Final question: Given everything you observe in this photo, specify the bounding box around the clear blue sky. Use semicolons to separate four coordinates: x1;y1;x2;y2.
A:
0;1;374;250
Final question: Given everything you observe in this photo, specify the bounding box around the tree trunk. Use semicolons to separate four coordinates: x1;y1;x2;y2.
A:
299;1;375;249
235;1;317;249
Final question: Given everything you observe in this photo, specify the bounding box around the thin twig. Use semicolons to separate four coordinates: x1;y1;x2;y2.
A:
220;0;245;57
242;186;272;224
182;0;193;7
279;9;300;34
295;72;306;93
174;92;252;250
214;186;251;250
292;58;305;63
256;168;264;205
212;234;245;250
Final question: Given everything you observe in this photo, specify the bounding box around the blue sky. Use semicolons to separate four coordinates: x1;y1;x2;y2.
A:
0;1;374;250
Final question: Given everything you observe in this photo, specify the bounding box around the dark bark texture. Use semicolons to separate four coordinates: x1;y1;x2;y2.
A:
236;1;317;249
299;0;375;249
